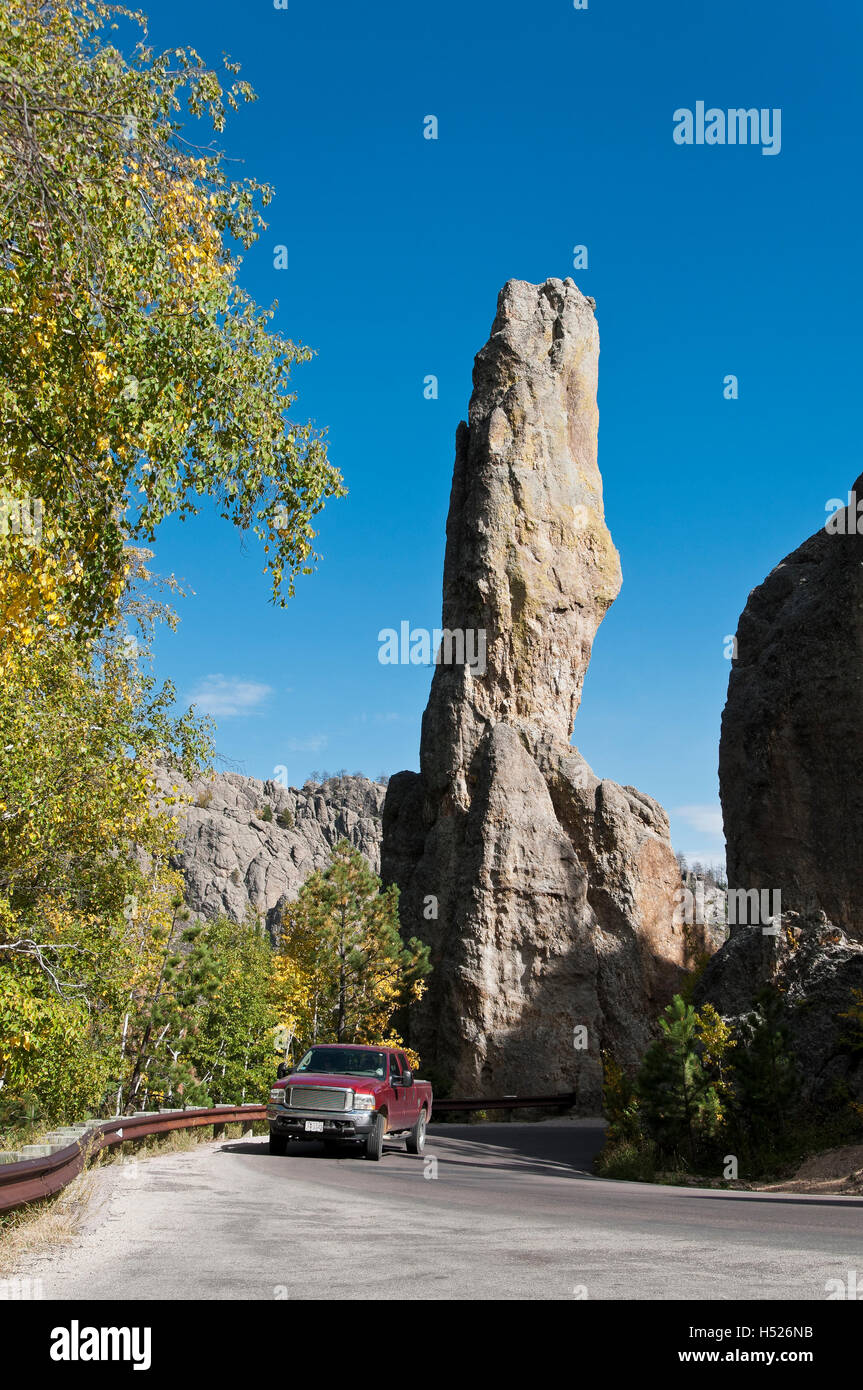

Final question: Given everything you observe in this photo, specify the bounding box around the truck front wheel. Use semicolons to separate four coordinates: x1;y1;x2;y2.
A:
406;1109;427;1155
364;1114;385;1161
269;1131;288;1156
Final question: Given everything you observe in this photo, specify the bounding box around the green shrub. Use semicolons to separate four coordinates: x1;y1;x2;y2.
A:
595;1138;658;1182
601;1051;641;1146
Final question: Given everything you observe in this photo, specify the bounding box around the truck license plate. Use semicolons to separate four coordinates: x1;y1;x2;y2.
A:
304;1120;324;1133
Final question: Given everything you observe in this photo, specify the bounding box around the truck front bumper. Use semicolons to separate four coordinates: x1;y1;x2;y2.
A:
266;1104;377;1140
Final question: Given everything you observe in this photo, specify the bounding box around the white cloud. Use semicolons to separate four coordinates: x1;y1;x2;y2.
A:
287;735;328;753
188;675;273;718
673;804;725;838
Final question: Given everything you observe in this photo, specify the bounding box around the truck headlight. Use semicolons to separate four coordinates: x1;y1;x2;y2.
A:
269;1088;285;1104
353;1093;376;1111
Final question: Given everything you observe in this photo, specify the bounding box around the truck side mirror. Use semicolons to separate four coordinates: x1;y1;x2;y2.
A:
401;1070;413;1087
276;1062;288;1079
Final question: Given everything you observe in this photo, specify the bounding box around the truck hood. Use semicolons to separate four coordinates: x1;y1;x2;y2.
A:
284;1072;379;1093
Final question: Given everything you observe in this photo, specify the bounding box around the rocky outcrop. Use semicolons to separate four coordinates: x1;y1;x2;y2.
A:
701;478;863;1107
719;475;863;937
158;768;385;936
696;914;863;1108
382;278;701;1109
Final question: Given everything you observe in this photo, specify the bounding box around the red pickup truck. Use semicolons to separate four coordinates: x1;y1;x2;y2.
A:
267;1044;433;1160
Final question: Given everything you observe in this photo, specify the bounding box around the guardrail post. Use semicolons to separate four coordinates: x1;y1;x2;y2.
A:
212;1123;226;1140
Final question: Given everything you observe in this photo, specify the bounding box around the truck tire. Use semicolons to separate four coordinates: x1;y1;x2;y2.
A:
406;1108;427;1155
269;1132;288;1156
364;1113;384;1161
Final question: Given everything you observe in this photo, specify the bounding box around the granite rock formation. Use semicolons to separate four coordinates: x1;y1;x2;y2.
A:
382;278;699;1108
700;478;863;1107
719;475;863;937
158;768;385;937
695;913;863;1108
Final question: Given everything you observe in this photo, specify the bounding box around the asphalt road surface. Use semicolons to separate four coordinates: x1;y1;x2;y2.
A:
21;1121;863;1300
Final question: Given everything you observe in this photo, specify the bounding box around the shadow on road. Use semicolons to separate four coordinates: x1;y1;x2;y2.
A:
214;1127;863;1205
215;1121;608;1183
218;1139;386;1159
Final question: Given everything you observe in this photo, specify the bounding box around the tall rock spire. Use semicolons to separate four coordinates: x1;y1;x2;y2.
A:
420;277;621;796
383;279;699;1107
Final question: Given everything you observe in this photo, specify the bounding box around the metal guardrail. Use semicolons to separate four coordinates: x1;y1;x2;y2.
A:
0;1104;266;1215
0;1090;577;1215
431;1092;577;1112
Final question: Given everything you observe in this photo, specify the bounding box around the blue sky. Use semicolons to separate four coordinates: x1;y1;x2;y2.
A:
139;0;861;866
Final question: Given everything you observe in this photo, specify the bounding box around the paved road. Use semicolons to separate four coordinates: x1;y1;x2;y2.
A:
22;1122;863;1300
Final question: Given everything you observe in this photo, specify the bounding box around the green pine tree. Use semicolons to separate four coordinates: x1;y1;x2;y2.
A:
637;995;723;1165
280;840;430;1046
729;986;799;1160
123;920;220;1110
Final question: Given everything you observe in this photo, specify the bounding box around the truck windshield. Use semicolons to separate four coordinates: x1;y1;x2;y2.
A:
294;1048;387;1078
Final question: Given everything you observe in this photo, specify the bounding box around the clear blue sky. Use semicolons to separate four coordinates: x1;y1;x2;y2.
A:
139;0;861;866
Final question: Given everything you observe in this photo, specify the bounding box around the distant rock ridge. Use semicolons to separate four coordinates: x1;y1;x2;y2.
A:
382;278;704;1108
158;767;385;936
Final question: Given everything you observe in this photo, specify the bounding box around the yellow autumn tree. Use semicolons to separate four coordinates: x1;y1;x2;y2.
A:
0;0;343;658
0;558;211;1125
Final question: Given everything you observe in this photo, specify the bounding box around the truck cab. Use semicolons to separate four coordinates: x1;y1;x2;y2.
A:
267;1044;433;1161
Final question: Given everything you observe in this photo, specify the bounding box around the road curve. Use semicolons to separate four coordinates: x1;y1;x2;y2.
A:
20;1122;863;1300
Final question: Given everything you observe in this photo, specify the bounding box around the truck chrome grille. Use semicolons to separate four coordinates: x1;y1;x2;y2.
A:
287;1086;352;1112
